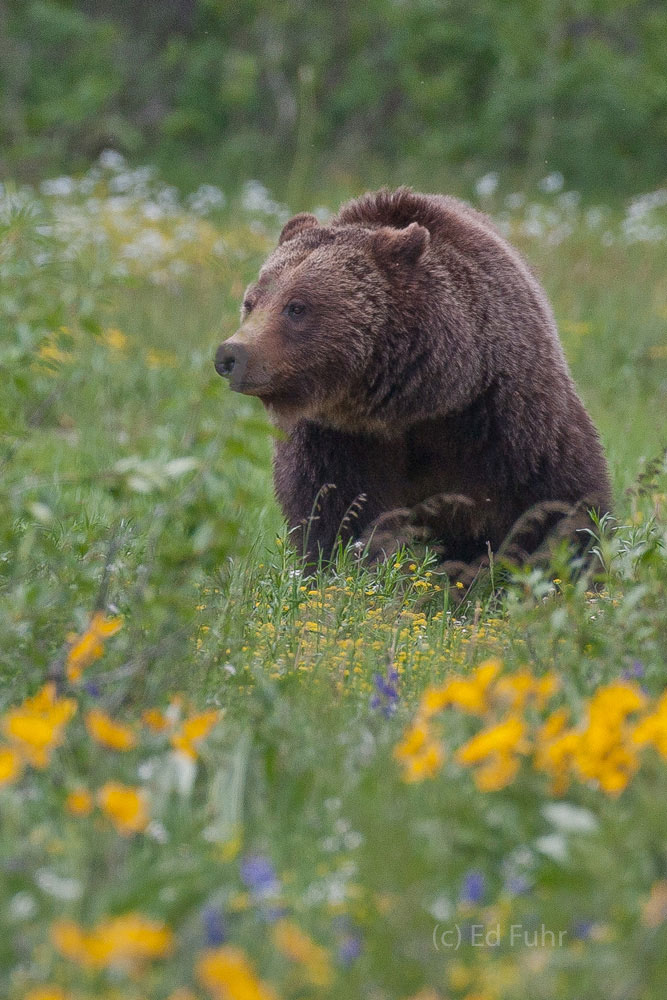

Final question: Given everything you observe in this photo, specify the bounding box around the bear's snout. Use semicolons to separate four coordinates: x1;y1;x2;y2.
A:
215;341;248;389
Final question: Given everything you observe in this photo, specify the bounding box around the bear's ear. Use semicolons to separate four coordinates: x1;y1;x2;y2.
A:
373;222;430;267
278;213;320;245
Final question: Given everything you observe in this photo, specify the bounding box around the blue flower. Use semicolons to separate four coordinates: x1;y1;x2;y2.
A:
460;869;485;905
240;854;279;896
370;669;399;717
202;905;226;946
338;934;362;965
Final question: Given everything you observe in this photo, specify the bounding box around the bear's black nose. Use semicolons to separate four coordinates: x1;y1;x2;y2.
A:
214;341;249;388
215;342;245;378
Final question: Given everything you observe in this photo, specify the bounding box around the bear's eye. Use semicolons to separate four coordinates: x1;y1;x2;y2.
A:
242;299;254;314
286;300;306;319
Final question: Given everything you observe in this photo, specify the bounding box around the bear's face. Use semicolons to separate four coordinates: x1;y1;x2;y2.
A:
215;214;430;429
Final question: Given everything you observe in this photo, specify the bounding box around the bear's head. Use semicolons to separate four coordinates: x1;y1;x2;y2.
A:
215;213;430;430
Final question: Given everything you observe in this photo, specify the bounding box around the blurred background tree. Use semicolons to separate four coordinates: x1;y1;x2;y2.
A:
1;0;665;201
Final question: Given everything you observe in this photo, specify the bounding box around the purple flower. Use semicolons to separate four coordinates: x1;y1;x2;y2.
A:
460;869;485;905
622;660;645;680
504;874;531;896
572;919;593;940
338;934;362;965
370;669;399;717
240;854;280;897
202;905;226;946
84;680;102;698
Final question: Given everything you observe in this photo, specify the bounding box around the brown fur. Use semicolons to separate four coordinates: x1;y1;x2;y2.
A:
215;187;611;569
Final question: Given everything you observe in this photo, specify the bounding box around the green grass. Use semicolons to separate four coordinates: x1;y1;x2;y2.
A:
1;169;666;1000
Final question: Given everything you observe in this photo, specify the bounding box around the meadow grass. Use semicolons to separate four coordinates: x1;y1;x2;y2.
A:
1;165;666;1000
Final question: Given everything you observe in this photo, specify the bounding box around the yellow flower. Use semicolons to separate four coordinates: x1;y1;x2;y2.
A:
98;781;149;835
456;716;529;791
394;722;445;782
86;708;137;751
3;684;77;768
493;670;559;711
0;745;23;785
103;327;129;351
420;659;502;718
66;611;123;681
52;912;172;969
66;787;93;816
142;707;171;732
272;919;332;987
632;692;667;758
171;709;220;759
196;945;278;1000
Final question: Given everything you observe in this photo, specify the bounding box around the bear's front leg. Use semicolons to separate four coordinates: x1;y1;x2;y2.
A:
273;421;394;562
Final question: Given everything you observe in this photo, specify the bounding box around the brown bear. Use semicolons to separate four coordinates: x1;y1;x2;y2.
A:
215;187;611;575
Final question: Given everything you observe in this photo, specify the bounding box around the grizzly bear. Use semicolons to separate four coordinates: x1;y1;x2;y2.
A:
215;187;611;576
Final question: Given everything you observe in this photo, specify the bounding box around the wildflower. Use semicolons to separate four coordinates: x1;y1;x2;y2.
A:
103;327;129;351
240;854;280;898
0;745;23;785
3;684;77;768
142;707;171;731
66;787;93;816
202;905;227;946
573;682;645;794
370;669;399;717
85;708;137;751
171;708;220;758
493;670;559;711
456;716;529;791
52;912;172;969
534;711;580;795
196;944;278;1000
394;721;445;782
420;659;502;718
337;933;362;965
632;691;667;758
273;918;332;986
459;869;485;905
98;781;149;835
66;611;123;681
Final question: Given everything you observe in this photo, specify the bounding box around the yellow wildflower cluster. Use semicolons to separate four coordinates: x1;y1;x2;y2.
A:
86;708;137;751
396;661;667;797
64;780;149;834
2;683;77;770
171;709;221;759
272;918;333;987
52;912;172;970
66;611;123;682
197;944;278;1000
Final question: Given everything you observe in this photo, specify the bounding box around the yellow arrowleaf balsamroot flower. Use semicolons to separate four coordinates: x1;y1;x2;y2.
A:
573;682;645;795
394;721;445;782
52;912;172;970
420;658;502;719
103;327;129;351
98;781;149;835
171;709;221;759
0;745;23;785
66;611;123;681
272;918;333;987
142;707;171;732
3;683;77;768
493;670;559;712
197;944;278;1000
632;691;667;758
65;786;94;816
85;708;137;751
456;716;530;791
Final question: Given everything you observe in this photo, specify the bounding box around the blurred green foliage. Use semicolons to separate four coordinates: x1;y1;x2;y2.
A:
1;0;666;199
